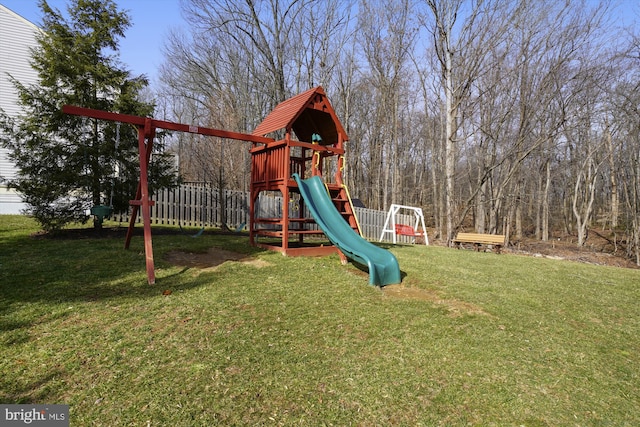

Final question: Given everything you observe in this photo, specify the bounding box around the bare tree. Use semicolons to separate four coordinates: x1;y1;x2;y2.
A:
422;0;517;243
357;0;417;210
420;0;612;246
608;30;640;262
160;0;354;150
290;0;355;92
182;0;306;104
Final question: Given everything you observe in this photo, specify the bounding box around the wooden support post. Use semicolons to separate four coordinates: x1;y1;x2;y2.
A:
124;186;139;250
281;184;289;253
335;134;344;186
125;121;156;284
140;119;155;284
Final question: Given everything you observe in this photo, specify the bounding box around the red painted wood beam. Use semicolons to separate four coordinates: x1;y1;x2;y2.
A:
62;105;274;144
138;119;155;284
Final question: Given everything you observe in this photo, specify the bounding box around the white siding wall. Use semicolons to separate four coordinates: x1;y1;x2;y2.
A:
0;5;41;213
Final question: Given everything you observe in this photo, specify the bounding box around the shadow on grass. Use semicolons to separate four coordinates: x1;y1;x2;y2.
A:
1;225;410;305
0;369;68;404
0;228;265;307
0;318;32;346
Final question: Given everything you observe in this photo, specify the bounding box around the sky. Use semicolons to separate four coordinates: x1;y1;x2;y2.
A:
1;0;184;85
2;0;639;88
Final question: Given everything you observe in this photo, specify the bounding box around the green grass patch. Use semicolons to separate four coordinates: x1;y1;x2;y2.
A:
1;215;639;425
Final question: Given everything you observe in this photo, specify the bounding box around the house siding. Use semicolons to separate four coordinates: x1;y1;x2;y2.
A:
0;5;41;213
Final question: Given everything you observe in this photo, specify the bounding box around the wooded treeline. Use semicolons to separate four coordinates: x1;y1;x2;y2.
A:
156;0;640;262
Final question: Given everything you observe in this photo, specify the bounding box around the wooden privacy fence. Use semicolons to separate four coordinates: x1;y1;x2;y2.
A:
116;183;418;243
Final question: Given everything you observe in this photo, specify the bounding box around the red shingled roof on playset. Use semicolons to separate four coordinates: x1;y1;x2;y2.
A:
252;86;348;145
252;87;317;136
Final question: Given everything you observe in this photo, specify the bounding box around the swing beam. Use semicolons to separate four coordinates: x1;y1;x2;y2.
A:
63;105;273;284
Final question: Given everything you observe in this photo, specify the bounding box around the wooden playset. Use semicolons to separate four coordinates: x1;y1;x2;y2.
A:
249;86;359;256
63;86;361;284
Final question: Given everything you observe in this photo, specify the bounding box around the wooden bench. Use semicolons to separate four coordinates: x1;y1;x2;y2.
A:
453;232;505;253
395;224;427;244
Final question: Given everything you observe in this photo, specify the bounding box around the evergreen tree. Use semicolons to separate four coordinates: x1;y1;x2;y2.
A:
0;0;177;231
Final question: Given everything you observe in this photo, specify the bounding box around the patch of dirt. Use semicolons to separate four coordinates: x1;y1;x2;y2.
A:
382;284;491;317
505;230;638;269
164;248;270;270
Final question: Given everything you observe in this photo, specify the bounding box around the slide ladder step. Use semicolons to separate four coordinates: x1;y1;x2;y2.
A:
329;188;359;233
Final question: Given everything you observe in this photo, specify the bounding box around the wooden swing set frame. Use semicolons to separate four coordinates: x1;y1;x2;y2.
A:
62;105;273;284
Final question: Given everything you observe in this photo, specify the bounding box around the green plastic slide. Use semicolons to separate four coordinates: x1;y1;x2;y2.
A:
293;173;401;286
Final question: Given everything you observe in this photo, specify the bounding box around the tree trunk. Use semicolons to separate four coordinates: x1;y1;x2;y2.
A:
573;157;598;246
444;48;456;244
542;159;551;241
476;179;487;233
605;123;619;229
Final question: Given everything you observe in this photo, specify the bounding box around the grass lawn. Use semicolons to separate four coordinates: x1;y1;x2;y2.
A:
1;215;639;426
